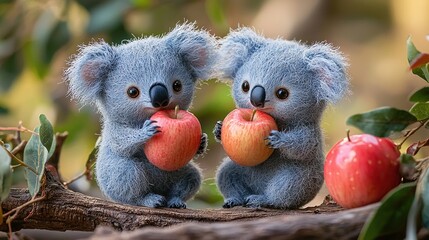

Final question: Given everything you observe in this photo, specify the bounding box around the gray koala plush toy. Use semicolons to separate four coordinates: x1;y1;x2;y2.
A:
66;23;216;208
214;28;349;209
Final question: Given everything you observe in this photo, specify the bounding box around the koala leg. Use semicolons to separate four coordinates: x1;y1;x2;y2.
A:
96;153;159;207
216;158;251;208
166;163;202;209
138;193;167;208
265;169;324;209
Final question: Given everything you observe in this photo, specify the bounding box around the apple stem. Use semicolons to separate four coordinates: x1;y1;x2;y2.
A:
346;129;352;142
174;105;179;119
250;109;256;122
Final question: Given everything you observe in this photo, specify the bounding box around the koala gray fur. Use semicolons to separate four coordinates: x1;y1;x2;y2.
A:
66;23;216;208
214;28;349;209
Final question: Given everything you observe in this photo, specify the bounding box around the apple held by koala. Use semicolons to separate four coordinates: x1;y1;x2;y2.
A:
221;108;278;166
324;134;401;209
144;107;202;171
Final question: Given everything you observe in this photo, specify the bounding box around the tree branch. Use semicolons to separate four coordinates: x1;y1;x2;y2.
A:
0;171;376;239
86;203;377;240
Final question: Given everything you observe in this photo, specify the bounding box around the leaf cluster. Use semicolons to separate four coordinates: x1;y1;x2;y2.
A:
350;38;429;239
0;114;96;238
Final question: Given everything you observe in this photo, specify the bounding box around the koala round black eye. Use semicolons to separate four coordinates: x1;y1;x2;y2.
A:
173;80;182;92
242;81;250;92
276;88;289;100
127;86;140;99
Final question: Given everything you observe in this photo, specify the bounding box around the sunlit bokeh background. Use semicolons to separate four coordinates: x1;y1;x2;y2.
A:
1;0;428;211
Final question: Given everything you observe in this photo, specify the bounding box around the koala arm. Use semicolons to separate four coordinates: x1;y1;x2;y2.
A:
196;133;208;156
105;120;160;155
266;125;321;161
213;120;222;143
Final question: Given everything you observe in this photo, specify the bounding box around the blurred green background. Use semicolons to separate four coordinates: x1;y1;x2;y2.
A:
1;0;429;209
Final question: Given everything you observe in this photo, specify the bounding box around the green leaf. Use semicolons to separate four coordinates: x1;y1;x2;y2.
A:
23;41;48;79
197;178;224;204
400;154;416;165
400;154;417;181
39;114;54;154
0;145;12;201
24;127;48;197
409;87;429;103
86;1;130;34
359;182;416;240
410;102;429;121
0;51;23;92
407;37;427;81
422;169;429;228
131;0;151;8
205;0;228;29
86;140;99;170
0;104;9;115
346;107;417;137
29;12;71;79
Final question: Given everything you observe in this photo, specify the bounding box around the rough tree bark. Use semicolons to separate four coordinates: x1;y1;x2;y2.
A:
0;171;377;239
87;204;377;240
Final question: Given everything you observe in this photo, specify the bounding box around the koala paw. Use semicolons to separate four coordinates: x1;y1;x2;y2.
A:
196;133;208;155
222;197;245;208
143;120;161;139
167;197;187;209
140;193;166;208
213;121;222;142
245;195;268;208
266;130;285;149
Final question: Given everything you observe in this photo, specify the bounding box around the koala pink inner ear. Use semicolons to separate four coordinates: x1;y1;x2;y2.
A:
81;61;101;83
189;47;208;68
316;67;333;85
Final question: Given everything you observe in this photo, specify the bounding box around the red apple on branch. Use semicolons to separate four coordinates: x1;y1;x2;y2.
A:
144;107;202;171
324;133;401;209
221;109;278;166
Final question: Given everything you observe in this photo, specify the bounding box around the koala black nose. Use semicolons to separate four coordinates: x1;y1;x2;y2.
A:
149;84;169;108
250;85;266;108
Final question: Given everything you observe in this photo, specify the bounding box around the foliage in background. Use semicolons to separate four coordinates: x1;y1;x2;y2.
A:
0;115;56;236
0;0;229;207
0;0;229;93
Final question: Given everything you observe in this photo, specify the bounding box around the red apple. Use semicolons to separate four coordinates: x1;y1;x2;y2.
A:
144;109;202;171
221;109;278;166
324;134;401;209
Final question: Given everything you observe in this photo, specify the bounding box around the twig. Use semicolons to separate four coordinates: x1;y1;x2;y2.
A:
0;144;37;174
11;164;22;170
11;140;27;155
63;170;88;188
64;160;95;188
397;120;427;150
47;132;68;170
7;217;12;240
14;121;23;145
3;194;46;219
0;127;38;136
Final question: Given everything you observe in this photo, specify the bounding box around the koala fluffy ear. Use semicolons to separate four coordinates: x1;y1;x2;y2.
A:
66;41;117;105
165;23;217;80
218;28;266;79
304;43;350;103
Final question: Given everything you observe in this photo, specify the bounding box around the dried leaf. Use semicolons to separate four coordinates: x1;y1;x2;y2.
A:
409;53;429;71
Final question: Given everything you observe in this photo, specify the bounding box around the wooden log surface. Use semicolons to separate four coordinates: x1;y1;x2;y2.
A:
0;171;377;239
